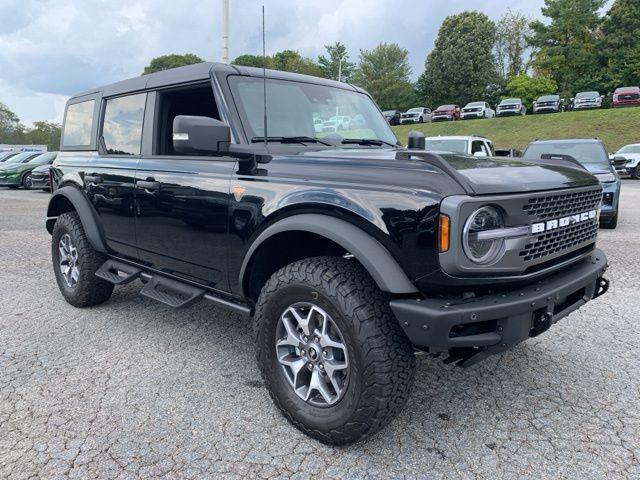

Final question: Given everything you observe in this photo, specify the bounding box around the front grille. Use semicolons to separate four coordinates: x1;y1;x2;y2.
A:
464;108;481;113
500;104;518;109
519;221;598;262
620;94;639;101
522;188;603;220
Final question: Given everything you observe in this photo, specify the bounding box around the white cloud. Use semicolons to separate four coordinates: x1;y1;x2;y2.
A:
0;0;547;124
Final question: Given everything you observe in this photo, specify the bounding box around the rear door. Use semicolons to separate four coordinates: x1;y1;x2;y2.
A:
134;83;234;292
86;93;147;259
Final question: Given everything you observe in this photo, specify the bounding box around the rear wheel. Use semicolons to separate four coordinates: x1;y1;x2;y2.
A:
21;171;33;189
631;166;640;180
52;212;114;307
254;256;415;445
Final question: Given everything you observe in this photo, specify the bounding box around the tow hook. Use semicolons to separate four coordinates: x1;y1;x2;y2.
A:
593;277;610;299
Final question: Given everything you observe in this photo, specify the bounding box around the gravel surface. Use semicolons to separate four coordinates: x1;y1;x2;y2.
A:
0;184;638;479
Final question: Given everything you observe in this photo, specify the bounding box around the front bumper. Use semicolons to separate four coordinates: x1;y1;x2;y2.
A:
533;107;559;113
599;181;620;219
0;173;20;186
390;249;608;366
574;103;601;110
399;117;419;124
432;115;453;121
461;112;482;119
496;109;520;116
30;174;50;189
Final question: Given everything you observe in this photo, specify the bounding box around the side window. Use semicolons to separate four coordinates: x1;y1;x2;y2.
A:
63;100;95;147
471;141;485;154
102;94;147;155
154;84;219;156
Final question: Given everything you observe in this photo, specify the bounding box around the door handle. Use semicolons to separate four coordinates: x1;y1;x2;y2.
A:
85;175;103;184
137;180;160;191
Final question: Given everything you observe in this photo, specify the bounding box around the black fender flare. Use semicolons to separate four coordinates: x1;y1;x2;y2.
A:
239;214;418;295
46;186;108;253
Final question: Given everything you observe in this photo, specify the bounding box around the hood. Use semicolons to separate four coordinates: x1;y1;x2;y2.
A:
270;147;599;197
433;109;454;114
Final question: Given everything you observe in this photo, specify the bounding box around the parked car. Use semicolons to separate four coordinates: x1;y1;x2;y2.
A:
612;143;640;179
382;110;401;126
422;135;495;157
431;104;460;121
460;101;495;120
0;151;20;163
612;86;640;108
496;98;526;116
29;155;58;190
533;94;564;114
46;62;609;445
572;91;604;110
523;139;621;228
399;107;431;124
322;115;350;132
494;148;522;157
0;151;44;188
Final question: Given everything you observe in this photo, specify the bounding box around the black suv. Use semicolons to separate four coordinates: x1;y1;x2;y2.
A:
47;63;609;445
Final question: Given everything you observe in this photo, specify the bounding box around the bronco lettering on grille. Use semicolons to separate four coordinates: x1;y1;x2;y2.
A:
531;210;597;234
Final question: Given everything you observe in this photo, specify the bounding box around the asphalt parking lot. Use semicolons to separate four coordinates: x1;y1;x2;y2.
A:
0;184;639;479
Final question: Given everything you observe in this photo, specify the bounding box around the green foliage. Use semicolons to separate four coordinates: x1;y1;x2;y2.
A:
0;102;61;150
317;42;355;82
351;43;415;111
392;107;640;152
495;9;531;80
600;0;640;89
505;74;557;108
232;50;323;77
143;54;204;74
528;0;605;97
416;11;498;108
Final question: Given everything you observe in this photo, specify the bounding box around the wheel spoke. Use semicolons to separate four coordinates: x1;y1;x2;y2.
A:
289;307;311;336
309;369;333;404
277;315;302;348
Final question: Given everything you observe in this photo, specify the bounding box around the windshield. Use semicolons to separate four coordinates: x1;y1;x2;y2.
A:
576;92;598;99
617;145;640;155
28;152;57;164
466;102;484;107
228;76;397;145
0;152;17;161
382;110;395;115
500;98;520;104
437;105;455;110
538;95;559;102
524;142;610;170
423;139;468;154
2;152;37;164
407;108;422;113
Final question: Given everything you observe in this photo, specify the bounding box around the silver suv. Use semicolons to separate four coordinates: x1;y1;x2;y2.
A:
496;98;526;116
399;107;431;124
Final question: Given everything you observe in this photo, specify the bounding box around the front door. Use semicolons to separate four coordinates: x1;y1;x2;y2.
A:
134;158;234;291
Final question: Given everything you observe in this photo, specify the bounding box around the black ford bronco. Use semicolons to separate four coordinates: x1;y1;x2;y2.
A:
47;63;609;445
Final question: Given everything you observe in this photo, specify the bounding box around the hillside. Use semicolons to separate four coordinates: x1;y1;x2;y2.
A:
392;108;640;152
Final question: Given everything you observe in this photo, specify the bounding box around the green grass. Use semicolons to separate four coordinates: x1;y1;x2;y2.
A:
392;108;640;152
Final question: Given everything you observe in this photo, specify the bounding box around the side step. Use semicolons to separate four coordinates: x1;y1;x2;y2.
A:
140;275;205;308
95;259;141;285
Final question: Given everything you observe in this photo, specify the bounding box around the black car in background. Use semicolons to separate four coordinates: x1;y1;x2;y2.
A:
30;161;54;191
382;110;401;125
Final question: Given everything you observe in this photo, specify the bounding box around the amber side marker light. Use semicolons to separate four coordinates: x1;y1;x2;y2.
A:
439;214;450;253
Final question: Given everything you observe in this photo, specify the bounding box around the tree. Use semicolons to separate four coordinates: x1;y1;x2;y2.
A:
232;50;323;76
599;0;640;90
23;121;61;151
351;43;415;110
0;102;21;136
528;0;605;96
231;54;267;68
318;42;355;82
416;11;498;108
495;9;531;79
143;54;204;74
505;74;557;108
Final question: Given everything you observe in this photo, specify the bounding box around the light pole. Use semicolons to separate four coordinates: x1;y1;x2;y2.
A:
222;0;229;63
338;57;342;83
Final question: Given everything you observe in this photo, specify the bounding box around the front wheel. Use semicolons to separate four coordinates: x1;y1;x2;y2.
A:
631;166;640;180
254;257;415;445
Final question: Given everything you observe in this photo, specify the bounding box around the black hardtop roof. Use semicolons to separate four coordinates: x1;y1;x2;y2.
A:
68;62;364;102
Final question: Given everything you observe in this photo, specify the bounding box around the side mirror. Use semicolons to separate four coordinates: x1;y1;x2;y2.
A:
570;98;574;102
612;155;627;166
173;115;230;155
473;151;487;158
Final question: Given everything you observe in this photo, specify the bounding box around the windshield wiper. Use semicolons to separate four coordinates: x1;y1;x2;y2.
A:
341;138;397;148
251;136;333;146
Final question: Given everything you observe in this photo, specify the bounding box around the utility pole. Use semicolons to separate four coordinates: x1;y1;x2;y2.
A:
338;57;342;83
222;0;229;63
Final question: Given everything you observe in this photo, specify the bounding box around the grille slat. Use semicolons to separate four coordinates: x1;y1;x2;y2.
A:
519;221;598;262
522;189;603;220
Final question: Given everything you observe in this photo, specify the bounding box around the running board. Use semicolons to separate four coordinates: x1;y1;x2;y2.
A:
140;275;205;308
95;259;141;285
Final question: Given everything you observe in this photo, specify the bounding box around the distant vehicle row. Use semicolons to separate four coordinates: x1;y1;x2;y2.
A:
0;151;56;190
384;86;640;125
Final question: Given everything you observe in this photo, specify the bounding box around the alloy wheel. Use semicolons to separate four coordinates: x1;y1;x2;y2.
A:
58;234;80;288
275;302;349;407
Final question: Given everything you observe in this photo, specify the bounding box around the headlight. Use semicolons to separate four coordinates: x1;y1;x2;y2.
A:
595;173;616;183
463;206;505;264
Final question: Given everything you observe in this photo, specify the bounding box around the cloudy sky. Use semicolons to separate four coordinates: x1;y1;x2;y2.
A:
0;0;548;126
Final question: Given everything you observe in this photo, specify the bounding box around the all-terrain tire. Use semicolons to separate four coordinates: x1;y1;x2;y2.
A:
52;212;114;307
254;256;416;445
